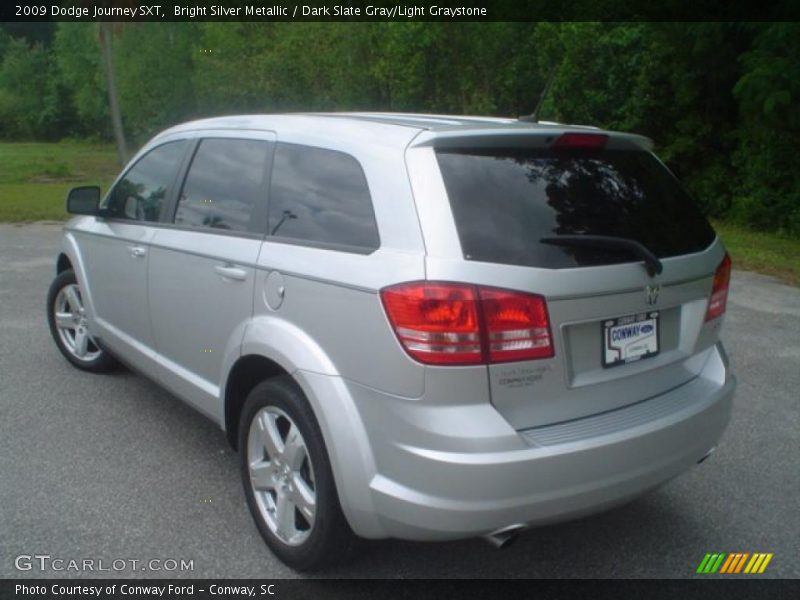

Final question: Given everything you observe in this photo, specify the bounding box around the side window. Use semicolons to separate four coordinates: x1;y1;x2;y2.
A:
174;138;270;232
268;143;380;252
106;141;187;222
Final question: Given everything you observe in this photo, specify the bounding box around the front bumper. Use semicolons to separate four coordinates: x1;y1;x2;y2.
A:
299;343;734;541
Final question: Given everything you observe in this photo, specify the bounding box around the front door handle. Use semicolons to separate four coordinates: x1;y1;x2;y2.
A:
214;265;247;282
128;245;146;258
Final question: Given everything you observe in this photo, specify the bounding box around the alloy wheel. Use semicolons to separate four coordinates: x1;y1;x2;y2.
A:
53;284;102;362
247;406;317;546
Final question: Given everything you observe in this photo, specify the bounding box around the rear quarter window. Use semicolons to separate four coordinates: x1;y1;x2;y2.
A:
267;143;380;253
435;148;716;269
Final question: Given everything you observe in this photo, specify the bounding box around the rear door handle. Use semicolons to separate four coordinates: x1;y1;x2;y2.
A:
214;265;247;282
128;245;147;258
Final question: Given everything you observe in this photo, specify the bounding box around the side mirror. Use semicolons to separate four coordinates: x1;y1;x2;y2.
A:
66;186;101;216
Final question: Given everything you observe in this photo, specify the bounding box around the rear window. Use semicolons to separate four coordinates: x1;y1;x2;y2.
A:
435;148;715;269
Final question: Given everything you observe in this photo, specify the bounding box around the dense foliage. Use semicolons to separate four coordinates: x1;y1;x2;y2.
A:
0;22;798;236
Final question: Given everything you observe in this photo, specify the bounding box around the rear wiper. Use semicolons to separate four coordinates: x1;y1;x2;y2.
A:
540;235;663;277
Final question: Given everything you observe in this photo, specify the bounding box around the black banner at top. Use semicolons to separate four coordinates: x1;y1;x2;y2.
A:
2;0;800;22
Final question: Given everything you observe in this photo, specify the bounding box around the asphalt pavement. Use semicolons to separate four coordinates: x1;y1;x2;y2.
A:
1;222;798;578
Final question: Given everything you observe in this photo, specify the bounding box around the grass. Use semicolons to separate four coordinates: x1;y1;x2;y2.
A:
712;220;800;286
0;141;118;222
0;142;797;285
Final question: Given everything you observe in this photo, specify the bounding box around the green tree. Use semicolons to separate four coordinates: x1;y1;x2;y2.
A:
540;23;748;218
53;23;108;138
0;38;59;139
114;23;197;144
1;21;798;238
732;22;800;235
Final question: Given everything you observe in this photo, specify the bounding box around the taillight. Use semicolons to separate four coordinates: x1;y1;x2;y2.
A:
552;132;608;150
479;288;554;362
380;283;482;365
705;254;732;321
380;282;553;365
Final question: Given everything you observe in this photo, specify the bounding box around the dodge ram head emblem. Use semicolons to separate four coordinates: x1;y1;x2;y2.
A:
645;284;661;306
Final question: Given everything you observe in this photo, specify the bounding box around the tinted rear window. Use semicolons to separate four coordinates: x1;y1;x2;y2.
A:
436;148;715;268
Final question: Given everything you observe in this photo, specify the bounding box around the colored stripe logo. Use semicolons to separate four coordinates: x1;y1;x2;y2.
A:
696;553;773;574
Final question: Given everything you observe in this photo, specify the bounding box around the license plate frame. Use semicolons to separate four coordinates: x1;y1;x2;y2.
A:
602;311;660;368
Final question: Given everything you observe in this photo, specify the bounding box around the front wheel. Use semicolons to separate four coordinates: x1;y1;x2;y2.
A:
46;269;117;372
238;376;358;571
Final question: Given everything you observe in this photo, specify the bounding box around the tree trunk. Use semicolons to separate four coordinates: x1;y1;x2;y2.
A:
99;22;128;166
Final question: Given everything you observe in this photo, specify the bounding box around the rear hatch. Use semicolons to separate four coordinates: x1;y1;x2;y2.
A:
427;131;727;430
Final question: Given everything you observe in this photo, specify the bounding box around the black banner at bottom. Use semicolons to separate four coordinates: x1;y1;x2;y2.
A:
1;579;798;600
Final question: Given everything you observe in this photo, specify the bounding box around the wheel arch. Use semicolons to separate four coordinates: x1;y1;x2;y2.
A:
223;354;289;450
223;316;338;450
222;317;384;538
58;228;98;322
56;253;73;274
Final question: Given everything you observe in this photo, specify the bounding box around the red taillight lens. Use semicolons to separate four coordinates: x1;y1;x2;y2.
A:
552;133;609;150
380;283;482;365
705;254;732;321
380;282;554;365
479;288;554;362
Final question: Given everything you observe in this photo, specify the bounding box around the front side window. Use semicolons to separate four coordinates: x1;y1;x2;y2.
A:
268;143;380;252
106;141;187;222
174;138;270;232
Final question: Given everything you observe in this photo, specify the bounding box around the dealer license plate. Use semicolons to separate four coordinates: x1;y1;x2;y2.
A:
602;311;659;368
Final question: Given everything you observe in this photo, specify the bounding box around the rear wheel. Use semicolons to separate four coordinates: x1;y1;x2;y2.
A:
47;269;117;372
238;376;358;571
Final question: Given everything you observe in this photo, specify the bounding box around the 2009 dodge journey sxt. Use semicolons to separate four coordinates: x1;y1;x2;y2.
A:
47;113;736;570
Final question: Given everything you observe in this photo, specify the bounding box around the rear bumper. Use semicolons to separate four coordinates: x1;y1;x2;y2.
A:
332;343;735;541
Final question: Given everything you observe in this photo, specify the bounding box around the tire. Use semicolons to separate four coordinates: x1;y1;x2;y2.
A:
46;269;118;373
238;376;359;571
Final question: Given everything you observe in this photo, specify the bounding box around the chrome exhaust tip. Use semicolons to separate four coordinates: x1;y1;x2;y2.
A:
697;446;716;464
483;524;527;549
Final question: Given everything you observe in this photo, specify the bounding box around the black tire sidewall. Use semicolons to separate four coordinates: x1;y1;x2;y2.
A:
238;376;355;571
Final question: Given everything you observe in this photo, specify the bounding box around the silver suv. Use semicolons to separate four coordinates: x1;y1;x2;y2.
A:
47;113;736;570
